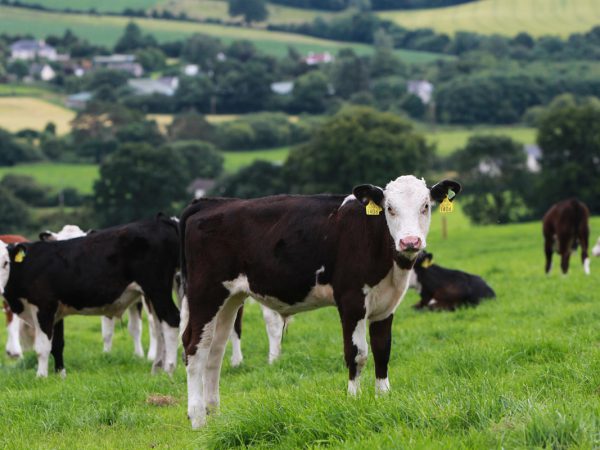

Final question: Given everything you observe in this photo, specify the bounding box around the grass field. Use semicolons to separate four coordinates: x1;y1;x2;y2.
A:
0;163;99;194
223;146;289;172
379;0;600;37
0;6;446;62
1;206;600;448
0;98;74;135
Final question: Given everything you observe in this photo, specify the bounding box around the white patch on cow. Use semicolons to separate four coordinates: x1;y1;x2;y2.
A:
383;176;432;256
223;273;335;316
147;308;157;361
348;379;359;395
101;316;115;352
352;318;368;372
229;329;243;367
261;304;285;364
583;257;590;275
375;377;390;394
340;194;356;208
592;237;600;257
52;224;86;240
428;299;437;306
151;310;165;374
186;343;208;429
128;303;144;357
5;313;23;358
179;295;189;340
57;282;143;319
161;320;179;375
0;242;11;294
363;263;410;322
19;318;34;352
18;301;52;378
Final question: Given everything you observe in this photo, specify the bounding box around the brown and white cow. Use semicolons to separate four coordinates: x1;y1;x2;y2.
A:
542;199;590;275
1;234;28;358
179;175;461;428
0;215;181;377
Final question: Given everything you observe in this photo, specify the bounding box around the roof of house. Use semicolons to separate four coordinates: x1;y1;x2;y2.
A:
271;81;294;95
10;39;54;52
127;77;179;96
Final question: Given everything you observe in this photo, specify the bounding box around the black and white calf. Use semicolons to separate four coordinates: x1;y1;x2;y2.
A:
179;175;461;428
0;215;181;377
409;252;495;311
40;225;158;360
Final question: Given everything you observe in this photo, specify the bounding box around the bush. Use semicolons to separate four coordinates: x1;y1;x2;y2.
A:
0;186;31;233
212;161;287;198
0;175;53;207
215;121;256;150
166;140;224;180
0;128;43;166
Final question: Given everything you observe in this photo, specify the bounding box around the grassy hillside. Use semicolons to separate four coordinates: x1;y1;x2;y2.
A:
0;98;74;135
0;163;99;194
1;207;599;448
379;0;600;37
0;6;444;62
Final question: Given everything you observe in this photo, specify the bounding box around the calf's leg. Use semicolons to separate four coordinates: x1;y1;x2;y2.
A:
144;298;157;361
30;306;55;378
339;297;368;395
51;319;66;377
261;304;285;364
229;304;243;367
127;300;144;357
101;316;115;352
369;315;393;394
580;225;590;275
559;237;571;275
5;308;23;358
544;236;554;274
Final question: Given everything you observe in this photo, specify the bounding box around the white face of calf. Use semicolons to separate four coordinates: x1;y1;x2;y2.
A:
40;224;86;241
353;175;461;261
593;237;600;257
0;242;11;294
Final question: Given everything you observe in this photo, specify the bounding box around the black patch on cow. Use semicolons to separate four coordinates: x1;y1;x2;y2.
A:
430;180;462;203
352;184;384;207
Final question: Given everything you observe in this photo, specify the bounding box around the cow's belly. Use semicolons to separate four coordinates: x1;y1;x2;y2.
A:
56;283;143;320
223;274;335;316
364;265;410;322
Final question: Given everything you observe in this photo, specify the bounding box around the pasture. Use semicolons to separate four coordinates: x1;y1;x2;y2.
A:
379;0;600;37
1;206;599;448
0;164;99;194
0;6;445;62
0;98;74;136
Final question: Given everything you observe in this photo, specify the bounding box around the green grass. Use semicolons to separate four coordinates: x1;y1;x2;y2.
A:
378;0;600;37
223;146;289;172
0;6;446;62
2;206;600;448
0;163;99;194
423;125;537;156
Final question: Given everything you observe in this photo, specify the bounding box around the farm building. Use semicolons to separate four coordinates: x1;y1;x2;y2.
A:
10;39;57;61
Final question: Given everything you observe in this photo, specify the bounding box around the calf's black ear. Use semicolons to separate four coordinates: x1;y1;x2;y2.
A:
352;184;384;206
39;231;54;241
10;243;27;263
430;180;462;203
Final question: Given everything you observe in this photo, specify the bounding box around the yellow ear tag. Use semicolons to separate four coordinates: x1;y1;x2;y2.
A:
366;200;382;216
422;259;433;268
14;249;25;263
439;196;454;214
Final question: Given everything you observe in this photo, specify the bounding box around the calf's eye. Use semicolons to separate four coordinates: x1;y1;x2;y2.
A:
387;206;395;215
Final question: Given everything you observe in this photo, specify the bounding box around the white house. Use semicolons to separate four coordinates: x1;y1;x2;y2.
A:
183;64;199;76
303;52;334;66
271;81;294;95
524;144;541;173
10;40;57;61
407;80;434;105
93;54;143;77
127;77;179;96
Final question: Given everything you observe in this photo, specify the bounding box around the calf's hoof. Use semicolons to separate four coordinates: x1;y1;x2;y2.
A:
230;355;243;367
188;409;206;430
6;350;23;359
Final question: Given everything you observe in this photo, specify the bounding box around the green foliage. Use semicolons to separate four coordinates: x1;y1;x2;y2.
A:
215;60;274;113
134;47;166;71
228;0;268;23
0;174;53;207
454;135;531;224
399;93;426;119
536;100;600;213
213;160;286;198
165;140;224;180
167;112;214;142
114;21;156;53
330;50;369;99
0;128;43;166
93;143;187;226
181;34;223;69
285;106;434;193
290;70;330;113
215;121;256;150
173;76;214;113
0;185;31;232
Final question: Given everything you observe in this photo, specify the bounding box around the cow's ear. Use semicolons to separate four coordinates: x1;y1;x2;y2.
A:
352;184;384;207
10;243;27;263
430;180;462;203
39;231;55;241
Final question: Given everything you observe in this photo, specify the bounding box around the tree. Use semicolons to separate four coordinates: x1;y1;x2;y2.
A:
167;112;214;141
114;21;157;53
213;161;287;198
165;141;224;180
173;76;214;113
0;186;31;233
0;128;42;166
371;28;405;78
0;175;53;207
228;0;268;23
216;61;273;113
135;47;166;71
290;70;330;113
181;34;223;69
454;135;531;224
536;101;600;213
284;106;434;194
93;143;187;226
330;50;369;99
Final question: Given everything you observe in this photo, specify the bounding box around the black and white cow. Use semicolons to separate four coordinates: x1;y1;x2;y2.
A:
409;252;495;311
0;215;181;377
179;175;461;428
40;225;158;360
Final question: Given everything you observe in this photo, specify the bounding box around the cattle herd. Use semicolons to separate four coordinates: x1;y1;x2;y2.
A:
0;174;594;429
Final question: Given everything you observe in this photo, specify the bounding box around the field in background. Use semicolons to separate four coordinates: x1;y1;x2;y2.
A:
0;98;74;135
379;0;600;37
0;6;446;62
0;164;99;194
1;208;599;448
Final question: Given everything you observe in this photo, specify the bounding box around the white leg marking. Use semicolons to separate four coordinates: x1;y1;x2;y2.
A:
584;257;590;275
151;311;166;374
261;304;284;364
31;308;51;378
161;320;179;375
204;297;244;412
348;318;368;395
187;317;215;429
147;307;157;361
229;330;243;367
128;302;144;357
101;316;115;353
6;314;23;358
375;377;391;395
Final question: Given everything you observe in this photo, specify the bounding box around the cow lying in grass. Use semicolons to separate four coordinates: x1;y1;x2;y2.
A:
409;252;495;311
180;175;461;428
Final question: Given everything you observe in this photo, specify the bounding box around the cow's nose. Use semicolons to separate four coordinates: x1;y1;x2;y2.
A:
399;236;422;251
